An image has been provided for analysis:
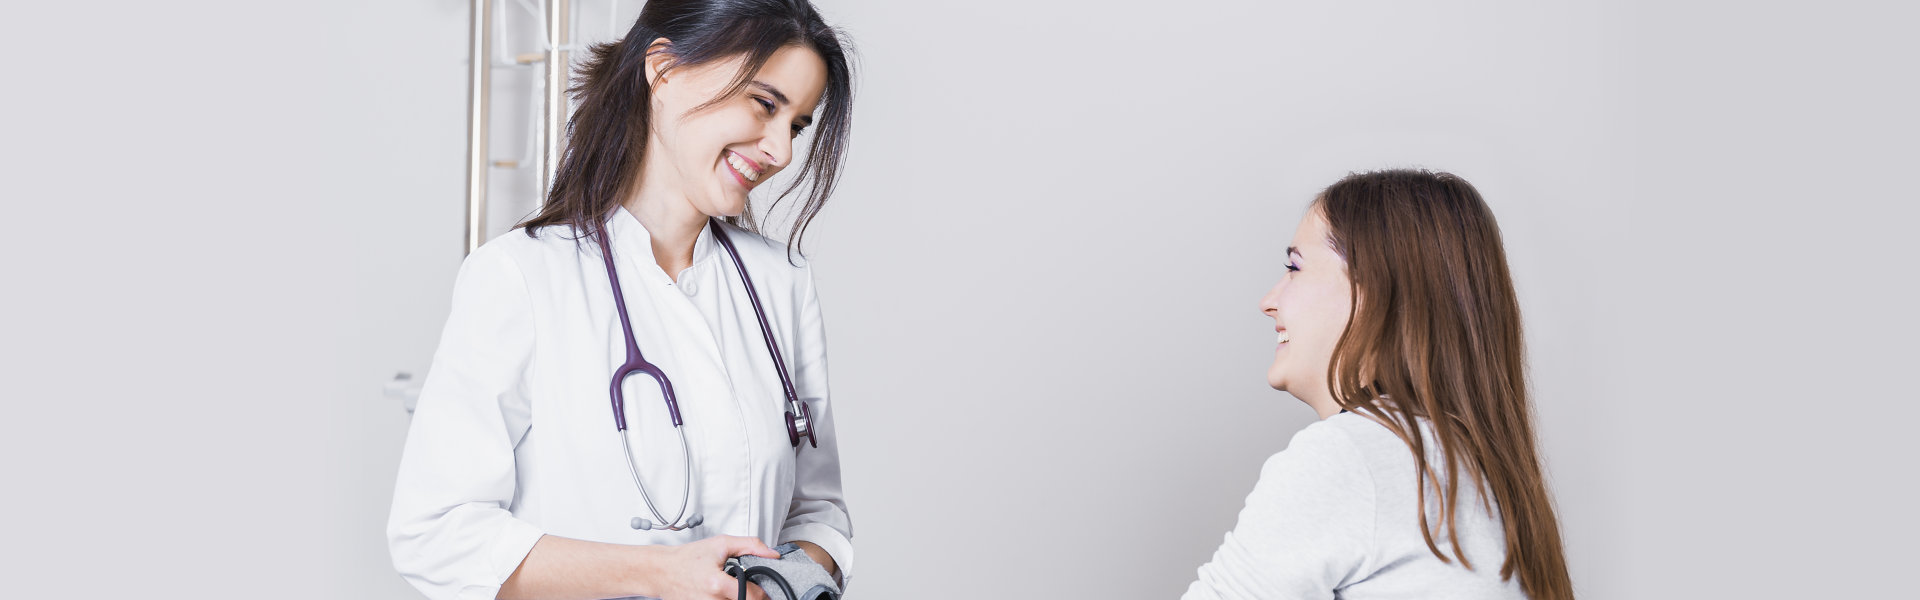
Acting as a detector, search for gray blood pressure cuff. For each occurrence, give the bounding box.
[724,543,840,600]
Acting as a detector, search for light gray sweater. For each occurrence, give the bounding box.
[1182,413,1527,599]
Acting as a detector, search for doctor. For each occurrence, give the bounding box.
[388,2,856,599]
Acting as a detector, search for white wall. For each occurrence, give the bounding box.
[3,0,1912,598]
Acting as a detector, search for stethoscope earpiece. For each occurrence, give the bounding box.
[630,514,704,531]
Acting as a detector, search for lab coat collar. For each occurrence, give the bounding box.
[605,205,718,273]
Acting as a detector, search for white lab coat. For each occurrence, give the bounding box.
[388,207,852,600]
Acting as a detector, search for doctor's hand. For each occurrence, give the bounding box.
[641,535,780,600]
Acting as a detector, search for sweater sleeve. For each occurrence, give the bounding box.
[387,243,546,600]
[1181,422,1377,600]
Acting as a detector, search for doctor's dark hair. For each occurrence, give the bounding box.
[1315,170,1573,600]
[518,0,854,255]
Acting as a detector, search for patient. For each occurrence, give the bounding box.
[1182,170,1573,599]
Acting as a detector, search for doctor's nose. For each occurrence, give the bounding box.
[758,129,792,171]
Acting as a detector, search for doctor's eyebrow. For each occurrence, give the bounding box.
[751,81,814,126]
[1286,246,1303,258]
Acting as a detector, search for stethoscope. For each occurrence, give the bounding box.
[596,217,816,531]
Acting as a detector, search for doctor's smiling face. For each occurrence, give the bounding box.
[1259,205,1354,418]
[642,42,827,219]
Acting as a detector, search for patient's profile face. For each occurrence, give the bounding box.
[1259,207,1353,414]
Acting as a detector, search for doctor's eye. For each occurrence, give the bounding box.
[1285,262,1300,273]
[753,97,776,114]
[790,124,806,138]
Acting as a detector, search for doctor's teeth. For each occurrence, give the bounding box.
[1278,332,1291,344]
[727,155,760,182]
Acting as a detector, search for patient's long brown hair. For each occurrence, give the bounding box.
[1317,170,1572,599]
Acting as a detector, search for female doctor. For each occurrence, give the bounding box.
[387,2,856,599]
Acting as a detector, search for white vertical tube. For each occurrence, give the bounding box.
[540,0,570,206]
[464,0,492,255]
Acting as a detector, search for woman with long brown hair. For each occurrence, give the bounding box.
[387,1,857,599]
[1182,170,1574,599]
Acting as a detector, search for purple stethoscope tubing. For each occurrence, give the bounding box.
[594,217,815,530]
[708,220,816,449]
[597,225,696,530]
[599,226,681,429]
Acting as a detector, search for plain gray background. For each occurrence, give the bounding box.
[3,0,1914,598]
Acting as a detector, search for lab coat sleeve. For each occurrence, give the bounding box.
[387,243,546,600]
[775,264,856,589]
[1180,424,1375,600]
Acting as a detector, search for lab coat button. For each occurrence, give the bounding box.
[680,280,697,295]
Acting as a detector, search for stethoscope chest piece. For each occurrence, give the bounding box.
[786,402,817,448]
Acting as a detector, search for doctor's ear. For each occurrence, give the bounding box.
[643,38,677,87]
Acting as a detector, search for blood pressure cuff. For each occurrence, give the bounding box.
[725,543,840,600]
